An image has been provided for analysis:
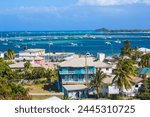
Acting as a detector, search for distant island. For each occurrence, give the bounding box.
[95,28,150,32]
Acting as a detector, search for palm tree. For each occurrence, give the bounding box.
[139,53,150,67]
[24,61,32,71]
[113,59,137,94]
[120,40,133,57]
[90,69,106,98]
[5,49,14,61]
[24,62,32,79]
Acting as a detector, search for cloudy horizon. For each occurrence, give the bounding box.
[0,0,150,31]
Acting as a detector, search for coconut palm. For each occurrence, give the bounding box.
[113,59,137,93]
[24,62,32,79]
[139,53,150,67]
[90,69,106,98]
[24,61,32,71]
[5,49,14,61]
[120,40,133,57]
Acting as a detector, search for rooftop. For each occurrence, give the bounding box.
[63,85,88,91]
[9,62,41,69]
[59,55,95,67]
[137,67,150,74]
[24,49,45,52]
[44,52,74,56]
[94,60,112,68]
[44,96,62,100]
[138,48,150,52]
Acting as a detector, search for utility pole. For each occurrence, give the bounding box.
[48,42,50,63]
[85,55,89,85]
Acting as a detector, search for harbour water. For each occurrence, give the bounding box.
[0,30,150,56]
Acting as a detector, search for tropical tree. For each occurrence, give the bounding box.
[131,46,140,61]
[113,59,137,93]
[120,40,133,57]
[138,78,150,100]
[24,62,32,79]
[0,77,31,100]
[139,53,150,67]
[90,69,106,98]
[5,49,14,61]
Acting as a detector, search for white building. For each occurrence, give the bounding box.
[138,47,150,54]
[97,53,105,62]
[15,49,45,64]
[102,75,143,97]
[94,60,113,75]
[43,52,75,62]
[0,52,4,58]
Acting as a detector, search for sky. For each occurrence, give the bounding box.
[0,0,150,31]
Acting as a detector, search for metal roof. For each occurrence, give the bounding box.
[137,67,150,74]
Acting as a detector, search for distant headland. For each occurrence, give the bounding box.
[95,28,150,32]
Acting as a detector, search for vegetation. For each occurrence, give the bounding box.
[138,78,150,100]
[95,28,150,32]
[23,62,58,84]
[0,58,30,100]
[90,69,106,98]
[139,53,150,67]
[120,40,133,57]
[113,59,137,92]
[5,49,14,61]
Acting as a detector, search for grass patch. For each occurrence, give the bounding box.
[32,95,64,100]
[24,84,50,93]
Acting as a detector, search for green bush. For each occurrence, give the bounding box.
[35,78,47,84]
[139,93,150,100]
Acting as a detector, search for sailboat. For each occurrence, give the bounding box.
[105,41,111,45]
[114,40,121,44]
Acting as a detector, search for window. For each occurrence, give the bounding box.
[135,84,138,88]
[106,68,109,71]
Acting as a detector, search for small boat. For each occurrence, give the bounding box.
[71,43,78,46]
[48,42,53,45]
[27,38,32,40]
[114,40,121,44]
[64,36,68,39]
[105,42,111,45]
[107,36,112,39]
[19,39,23,41]
[15,45,21,48]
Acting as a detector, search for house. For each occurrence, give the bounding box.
[102,75,143,97]
[63,85,88,99]
[94,60,113,75]
[44,96,62,100]
[43,52,75,62]
[15,49,45,64]
[9,62,42,71]
[138,47,150,54]
[0,52,4,58]
[137,67,150,78]
[57,55,95,93]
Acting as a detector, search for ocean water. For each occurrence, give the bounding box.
[0,31,150,56]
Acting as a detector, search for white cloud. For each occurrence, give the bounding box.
[0,6,65,15]
[78,0,150,6]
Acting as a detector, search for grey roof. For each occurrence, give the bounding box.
[59,55,113,68]
[94,60,112,68]
[25,49,45,52]
[63,85,88,91]
[44,96,62,100]
[9,62,41,69]
[59,55,94,67]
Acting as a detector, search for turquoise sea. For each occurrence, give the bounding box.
[0,31,150,56]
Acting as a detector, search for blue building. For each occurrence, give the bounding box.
[57,55,95,99]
